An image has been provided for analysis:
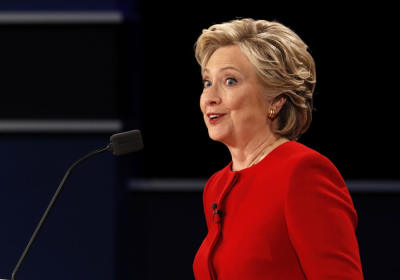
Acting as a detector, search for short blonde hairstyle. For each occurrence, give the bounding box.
[195,18,316,140]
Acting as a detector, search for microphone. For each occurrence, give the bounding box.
[1,130,143,280]
[109,129,144,155]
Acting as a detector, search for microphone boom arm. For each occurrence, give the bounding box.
[11,145,111,280]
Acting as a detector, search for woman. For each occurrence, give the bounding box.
[193,18,364,280]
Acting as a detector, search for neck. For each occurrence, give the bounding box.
[228,134,288,171]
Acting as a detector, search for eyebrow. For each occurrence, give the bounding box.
[202,66,241,74]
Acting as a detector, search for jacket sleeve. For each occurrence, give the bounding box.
[284,153,364,280]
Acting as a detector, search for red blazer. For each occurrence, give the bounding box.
[193,141,363,279]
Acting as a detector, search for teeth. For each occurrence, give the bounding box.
[210,115,219,119]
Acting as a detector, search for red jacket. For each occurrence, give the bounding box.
[193,141,363,279]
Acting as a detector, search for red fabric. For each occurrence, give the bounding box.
[193,141,364,280]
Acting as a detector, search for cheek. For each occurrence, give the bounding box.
[225,93,244,110]
[226,89,258,112]
[228,93,266,121]
[199,94,205,113]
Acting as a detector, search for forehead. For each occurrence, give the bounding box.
[203,45,254,74]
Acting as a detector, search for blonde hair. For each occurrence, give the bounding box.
[195,18,316,140]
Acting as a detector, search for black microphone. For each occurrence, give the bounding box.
[109,129,144,155]
[1,130,143,280]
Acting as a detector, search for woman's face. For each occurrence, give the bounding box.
[200,45,272,146]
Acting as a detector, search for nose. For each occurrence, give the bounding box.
[200,84,221,107]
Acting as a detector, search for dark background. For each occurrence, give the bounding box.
[140,2,399,180]
[0,1,399,279]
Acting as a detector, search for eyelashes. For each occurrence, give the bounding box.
[203,79,212,88]
[225,77,237,86]
[202,77,238,89]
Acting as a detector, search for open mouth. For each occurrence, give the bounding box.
[208,113,226,123]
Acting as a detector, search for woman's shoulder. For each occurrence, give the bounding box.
[281,141,345,186]
[204,141,341,190]
[265,141,343,183]
[278,141,335,168]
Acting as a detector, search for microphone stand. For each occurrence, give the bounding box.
[1,129,143,280]
[10,145,111,280]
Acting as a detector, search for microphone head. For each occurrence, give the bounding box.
[109,130,144,156]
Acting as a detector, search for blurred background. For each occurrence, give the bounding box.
[0,0,398,279]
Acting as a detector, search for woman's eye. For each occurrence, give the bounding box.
[203,80,212,88]
[225,78,237,86]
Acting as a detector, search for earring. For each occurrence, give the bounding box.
[267,108,276,120]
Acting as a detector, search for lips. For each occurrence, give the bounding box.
[207,113,226,124]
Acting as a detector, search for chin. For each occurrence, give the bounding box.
[208,130,229,143]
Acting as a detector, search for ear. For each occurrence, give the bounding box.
[271,94,287,113]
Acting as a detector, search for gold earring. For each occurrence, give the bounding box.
[267,108,276,120]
